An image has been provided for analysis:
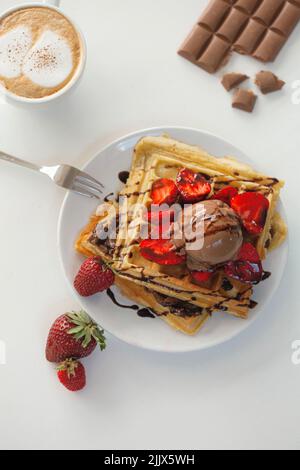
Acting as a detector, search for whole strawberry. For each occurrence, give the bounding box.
[46,310,106,363]
[57,359,86,392]
[74,256,115,297]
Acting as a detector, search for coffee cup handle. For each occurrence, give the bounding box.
[44,0,61,6]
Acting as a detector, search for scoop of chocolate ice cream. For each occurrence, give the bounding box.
[174,200,243,271]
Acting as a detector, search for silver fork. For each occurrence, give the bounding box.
[0,151,105,199]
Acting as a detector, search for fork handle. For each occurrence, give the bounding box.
[0,152,42,172]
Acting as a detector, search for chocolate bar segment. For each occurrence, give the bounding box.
[255,70,285,94]
[234,19,267,55]
[253,0,285,26]
[199,0,231,31]
[178,0,300,73]
[198,36,231,73]
[232,89,258,112]
[234,0,261,15]
[253,30,287,62]
[179,25,212,62]
[271,2,300,36]
[217,8,248,42]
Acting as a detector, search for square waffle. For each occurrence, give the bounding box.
[75,136,287,335]
[75,210,210,335]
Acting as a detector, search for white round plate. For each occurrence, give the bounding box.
[58,127,288,353]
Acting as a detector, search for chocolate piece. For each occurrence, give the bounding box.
[179,25,212,63]
[253,0,285,26]
[255,70,285,94]
[235,0,261,16]
[271,2,300,36]
[232,89,257,112]
[198,36,231,73]
[234,19,266,55]
[199,0,231,31]
[217,8,248,42]
[253,30,287,62]
[221,72,249,91]
[178,0,300,73]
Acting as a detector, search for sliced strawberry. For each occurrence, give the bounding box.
[145,207,175,225]
[238,242,261,264]
[191,271,214,285]
[213,186,238,205]
[176,168,211,203]
[149,220,174,239]
[142,207,175,239]
[140,239,186,265]
[224,242,263,284]
[150,178,179,205]
[225,261,263,284]
[231,192,269,235]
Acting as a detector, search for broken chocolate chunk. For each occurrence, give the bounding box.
[255,70,285,95]
[221,72,249,91]
[232,89,257,113]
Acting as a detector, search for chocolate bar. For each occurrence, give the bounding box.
[178,0,300,73]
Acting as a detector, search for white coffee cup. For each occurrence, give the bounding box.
[0,0,87,105]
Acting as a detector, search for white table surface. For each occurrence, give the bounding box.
[0,0,299,451]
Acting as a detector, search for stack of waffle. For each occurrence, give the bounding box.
[75,136,287,335]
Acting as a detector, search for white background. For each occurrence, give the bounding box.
[0,0,299,450]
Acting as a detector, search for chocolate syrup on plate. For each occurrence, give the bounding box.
[249,300,258,309]
[104,170,130,202]
[118,171,130,184]
[107,288,139,311]
[262,271,271,281]
[104,193,115,202]
[106,289,155,319]
[137,309,156,319]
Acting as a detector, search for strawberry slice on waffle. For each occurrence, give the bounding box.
[231,192,269,235]
[150,178,179,205]
[225,243,263,284]
[176,168,211,204]
[140,239,186,266]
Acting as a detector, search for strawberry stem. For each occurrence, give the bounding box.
[67,311,106,351]
[57,359,78,379]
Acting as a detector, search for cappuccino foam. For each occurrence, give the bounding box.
[0,26,32,78]
[23,30,73,88]
[0,7,82,99]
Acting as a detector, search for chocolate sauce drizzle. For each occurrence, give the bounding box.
[137,309,156,319]
[249,300,258,309]
[107,288,138,310]
[104,193,115,202]
[262,271,271,281]
[222,279,234,292]
[106,289,155,319]
[118,171,130,184]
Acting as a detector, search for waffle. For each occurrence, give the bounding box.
[75,212,210,335]
[75,135,287,335]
